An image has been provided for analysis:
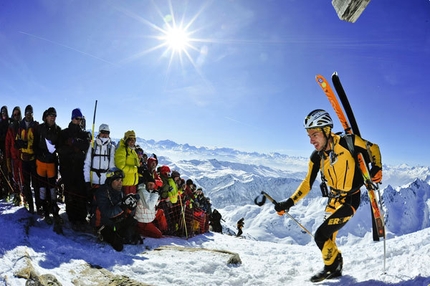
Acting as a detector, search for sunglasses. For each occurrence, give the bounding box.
[74,117,83,121]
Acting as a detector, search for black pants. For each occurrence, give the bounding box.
[101,215,140,252]
[314,191,361,266]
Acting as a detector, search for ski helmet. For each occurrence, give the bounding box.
[303,109,333,129]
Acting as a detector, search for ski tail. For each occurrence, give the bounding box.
[315,74,385,240]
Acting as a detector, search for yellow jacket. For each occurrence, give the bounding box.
[290,133,381,209]
[114,139,140,186]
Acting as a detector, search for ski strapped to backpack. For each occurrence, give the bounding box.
[315,74,385,240]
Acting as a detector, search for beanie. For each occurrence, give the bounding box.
[171,170,181,178]
[124,130,136,141]
[99,123,110,132]
[25,105,33,115]
[46,107,57,117]
[71,108,83,120]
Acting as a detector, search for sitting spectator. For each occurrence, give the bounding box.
[92,167,142,251]
[135,178,168,238]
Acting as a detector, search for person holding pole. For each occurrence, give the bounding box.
[273,109,382,282]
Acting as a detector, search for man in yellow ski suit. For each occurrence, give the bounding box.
[274,109,382,282]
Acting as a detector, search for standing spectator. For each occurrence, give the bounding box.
[135,178,168,238]
[209,209,223,233]
[114,130,139,195]
[57,108,91,231]
[5,106,22,205]
[84,123,115,192]
[16,105,40,214]
[0,106,11,199]
[236,218,244,237]
[142,156,162,189]
[135,146,146,185]
[34,107,61,225]
[92,167,142,251]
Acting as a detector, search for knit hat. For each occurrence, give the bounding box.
[171,170,181,179]
[46,107,57,117]
[71,108,83,120]
[99,123,110,132]
[25,105,33,115]
[124,130,136,141]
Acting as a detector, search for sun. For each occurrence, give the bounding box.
[163,25,191,53]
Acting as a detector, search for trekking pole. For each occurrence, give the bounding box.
[178,194,188,239]
[89,100,98,186]
[255,191,314,238]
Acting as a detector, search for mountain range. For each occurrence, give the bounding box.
[132,137,430,244]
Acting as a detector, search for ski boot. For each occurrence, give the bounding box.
[310,253,343,282]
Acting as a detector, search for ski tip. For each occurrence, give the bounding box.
[332,71,339,77]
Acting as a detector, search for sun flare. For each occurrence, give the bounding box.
[163,26,191,53]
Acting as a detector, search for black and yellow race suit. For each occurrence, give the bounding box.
[289,132,381,267]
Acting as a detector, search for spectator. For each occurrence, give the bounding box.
[5,106,22,205]
[16,105,40,213]
[57,108,91,231]
[114,130,139,195]
[142,156,162,189]
[135,145,146,185]
[135,178,168,238]
[92,167,142,251]
[0,106,11,199]
[209,209,223,233]
[84,123,116,213]
[34,107,61,225]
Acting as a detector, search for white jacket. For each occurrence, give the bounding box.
[84,137,116,185]
[135,184,160,223]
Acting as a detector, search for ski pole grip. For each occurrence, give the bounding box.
[261,191,276,204]
[276,210,285,216]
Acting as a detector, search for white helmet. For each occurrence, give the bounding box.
[304,109,333,129]
[99,123,110,132]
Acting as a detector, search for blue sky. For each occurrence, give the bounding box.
[1,0,429,166]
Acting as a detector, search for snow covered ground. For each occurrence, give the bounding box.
[0,200,429,286]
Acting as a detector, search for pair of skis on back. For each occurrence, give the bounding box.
[315,72,385,242]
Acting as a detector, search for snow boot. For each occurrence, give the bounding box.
[310,253,343,282]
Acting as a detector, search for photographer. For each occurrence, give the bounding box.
[92,167,142,251]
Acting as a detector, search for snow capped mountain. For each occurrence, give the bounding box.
[132,138,430,241]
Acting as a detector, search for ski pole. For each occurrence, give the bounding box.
[255,191,314,238]
[89,100,98,186]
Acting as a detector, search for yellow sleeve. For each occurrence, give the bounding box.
[290,152,320,204]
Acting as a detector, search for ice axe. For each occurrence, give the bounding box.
[254,191,314,238]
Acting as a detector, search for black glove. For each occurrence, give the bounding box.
[121,194,139,210]
[369,164,382,183]
[15,139,28,149]
[274,198,294,213]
